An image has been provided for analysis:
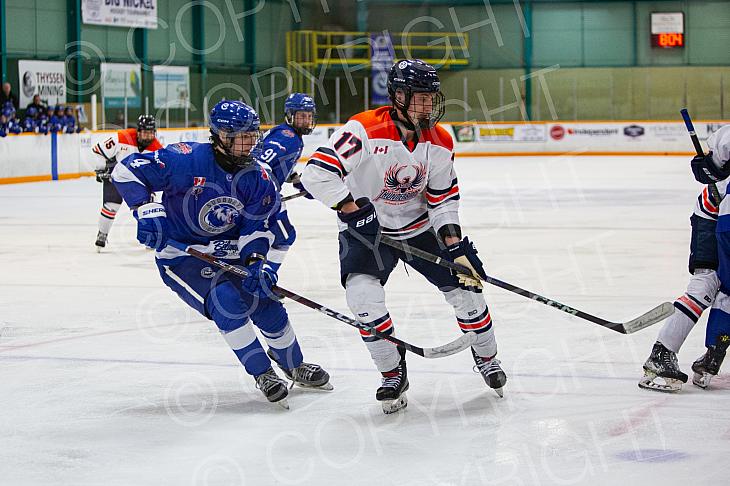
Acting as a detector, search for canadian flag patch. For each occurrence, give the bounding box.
[374,146,389,155]
[193,177,206,186]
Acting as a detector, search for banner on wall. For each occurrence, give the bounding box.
[82,0,158,29]
[477,124,546,142]
[101,63,142,109]
[17,60,66,107]
[370,33,395,106]
[153,66,190,109]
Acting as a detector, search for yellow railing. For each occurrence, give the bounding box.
[286,30,469,93]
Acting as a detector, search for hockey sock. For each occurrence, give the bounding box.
[98,202,121,234]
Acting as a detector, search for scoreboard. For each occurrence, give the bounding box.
[651,12,684,48]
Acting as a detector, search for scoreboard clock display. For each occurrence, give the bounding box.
[651,12,685,48]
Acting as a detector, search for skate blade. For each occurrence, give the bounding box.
[493,387,504,398]
[95,246,103,253]
[295,381,334,391]
[638,376,682,393]
[275,398,290,410]
[693,372,712,389]
[381,394,408,414]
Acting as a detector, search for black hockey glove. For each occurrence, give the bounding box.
[338,197,379,242]
[691,152,730,184]
[94,168,111,183]
[288,172,313,200]
[445,237,487,289]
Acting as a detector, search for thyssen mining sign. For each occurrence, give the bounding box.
[18,60,66,107]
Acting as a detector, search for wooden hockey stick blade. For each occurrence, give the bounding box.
[422,331,478,358]
[618,302,674,334]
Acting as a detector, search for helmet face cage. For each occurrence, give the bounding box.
[285,109,318,135]
[284,93,317,135]
[209,101,262,171]
[388,59,445,130]
[136,115,157,149]
[393,88,445,130]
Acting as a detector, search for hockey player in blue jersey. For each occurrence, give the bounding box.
[111,100,331,408]
[255,93,317,272]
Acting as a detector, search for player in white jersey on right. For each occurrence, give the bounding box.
[301,59,506,414]
[640,125,730,392]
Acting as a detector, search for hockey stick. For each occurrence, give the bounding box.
[680,108,721,205]
[166,239,477,358]
[379,236,673,334]
[282,191,307,202]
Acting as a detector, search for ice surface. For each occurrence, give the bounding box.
[1,156,728,486]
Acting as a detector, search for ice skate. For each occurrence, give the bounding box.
[472,348,507,397]
[376,353,409,414]
[267,349,333,391]
[255,367,290,409]
[639,341,688,392]
[692,335,730,389]
[95,231,108,252]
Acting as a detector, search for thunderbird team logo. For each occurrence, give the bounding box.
[374,163,427,205]
[199,197,244,234]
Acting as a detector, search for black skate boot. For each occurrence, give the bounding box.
[95,231,107,252]
[692,335,730,389]
[639,341,688,393]
[376,347,409,414]
[266,349,333,391]
[255,367,290,409]
[472,348,507,397]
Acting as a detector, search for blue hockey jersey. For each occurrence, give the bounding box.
[111,141,280,262]
[255,123,304,188]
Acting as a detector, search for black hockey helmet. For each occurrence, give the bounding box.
[136,114,157,150]
[137,114,156,131]
[387,59,445,130]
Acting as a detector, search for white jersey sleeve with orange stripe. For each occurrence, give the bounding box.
[300,120,370,208]
[425,146,460,234]
[91,132,140,170]
[695,126,730,220]
[694,180,729,221]
[91,133,122,170]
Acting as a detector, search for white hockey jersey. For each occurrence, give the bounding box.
[301,107,460,240]
[91,128,162,170]
[694,125,730,221]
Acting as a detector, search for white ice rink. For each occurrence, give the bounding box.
[2,156,728,485]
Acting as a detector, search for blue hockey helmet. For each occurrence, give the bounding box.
[284,92,317,135]
[387,59,445,130]
[209,100,261,171]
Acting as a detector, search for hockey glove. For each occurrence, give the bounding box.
[133,202,169,251]
[94,168,111,183]
[241,256,279,299]
[338,197,379,242]
[446,237,487,289]
[288,172,314,200]
[691,152,730,184]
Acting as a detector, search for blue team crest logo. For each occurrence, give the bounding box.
[199,197,244,234]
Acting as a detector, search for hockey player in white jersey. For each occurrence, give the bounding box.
[92,115,162,251]
[640,125,730,392]
[301,59,506,413]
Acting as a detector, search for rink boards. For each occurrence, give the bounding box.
[0,120,726,184]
